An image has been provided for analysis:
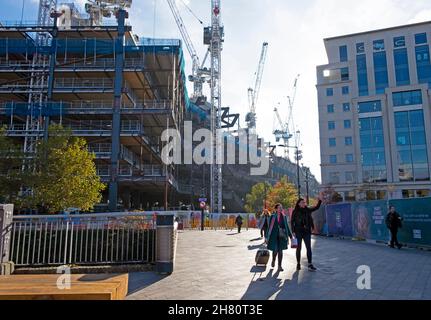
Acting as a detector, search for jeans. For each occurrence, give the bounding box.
[296,232,312,264]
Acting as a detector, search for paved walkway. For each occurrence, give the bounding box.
[126,229,431,300]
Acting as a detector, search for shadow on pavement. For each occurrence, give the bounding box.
[127,272,167,296]
[241,268,284,300]
[247,243,266,251]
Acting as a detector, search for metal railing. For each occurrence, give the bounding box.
[8,213,156,267]
[174,212,258,231]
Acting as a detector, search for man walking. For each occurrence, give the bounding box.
[235,214,243,233]
[386,206,403,249]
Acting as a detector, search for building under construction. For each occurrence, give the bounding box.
[0,1,319,213]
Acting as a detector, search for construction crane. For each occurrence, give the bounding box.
[273,75,300,157]
[245,42,268,130]
[208,0,223,214]
[166,0,210,101]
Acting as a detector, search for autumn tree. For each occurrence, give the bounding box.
[267,176,298,210]
[244,182,272,214]
[22,125,106,212]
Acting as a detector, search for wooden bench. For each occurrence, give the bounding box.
[0,274,128,300]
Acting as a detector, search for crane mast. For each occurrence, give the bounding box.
[209,0,223,213]
[246,42,268,130]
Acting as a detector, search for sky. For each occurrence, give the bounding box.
[2,0,431,182]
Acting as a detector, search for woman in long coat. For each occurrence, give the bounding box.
[265,203,293,271]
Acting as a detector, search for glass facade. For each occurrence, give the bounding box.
[327,104,335,113]
[343,103,351,112]
[330,155,337,164]
[342,86,349,95]
[359,117,387,183]
[395,110,429,181]
[346,154,354,163]
[345,137,353,146]
[344,120,351,129]
[339,45,348,62]
[326,88,334,96]
[329,138,336,147]
[373,51,389,94]
[393,36,406,48]
[394,48,410,86]
[393,90,422,106]
[356,54,369,96]
[415,45,431,86]
[328,121,335,130]
[415,33,427,45]
[358,100,381,113]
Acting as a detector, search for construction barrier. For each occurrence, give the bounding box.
[312,197,431,247]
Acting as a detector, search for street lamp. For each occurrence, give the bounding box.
[277,144,302,198]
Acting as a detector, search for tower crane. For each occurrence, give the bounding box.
[245,42,269,130]
[166,0,210,101]
[273,74,300,158]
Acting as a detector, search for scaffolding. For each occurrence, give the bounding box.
[0,8,188,211]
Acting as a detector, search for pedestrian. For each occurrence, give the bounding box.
[266,203,293,272]
[259,209,270,239]
[291,192,323,272]
[386,206,403,249]
[235,214,243,233]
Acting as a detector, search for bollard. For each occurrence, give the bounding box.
[156,214,175,274]
[0,204,14,275]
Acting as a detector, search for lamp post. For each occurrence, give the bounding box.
[278,144,302,198]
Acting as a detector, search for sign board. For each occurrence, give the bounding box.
[199,198,207,202]
[200,201,206,209]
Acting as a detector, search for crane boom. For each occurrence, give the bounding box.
[166,0,204,98]
[250,42,268,114]
[246,42,268,129]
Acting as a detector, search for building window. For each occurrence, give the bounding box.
[345,172,356,184]
[345,137,353,146]
[373,51,389,94]
[341,67,349,81]
[356,43,365,54]
[346,154,354,163]
[373,39,385,51]
[327,104,335,113]
[415,45,431,86]
[344,120,351,129]
[343,103,351,112]
[342,86,349,95]
[356,54,369,96]
[358,100,381,113]
[395,110,429,182]
[392,90,422,107]
[330,155,337,164]
[329,172,340,184]
[359,117,387,183]
[394,48,410,86]
[416,190,430,198]
[339,45,348,62]
[393,36,406,48]
[402,190,416,199]
[415,33,428,45]
[326,88,334,96]
[329,138,336,147]
[328,121,335,130]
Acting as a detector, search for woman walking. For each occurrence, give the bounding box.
[291,192,323,272]
[259,209,270,239]
[266,204,292,272]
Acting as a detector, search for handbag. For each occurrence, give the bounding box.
[278,227,288,240]
[290,238,298,249]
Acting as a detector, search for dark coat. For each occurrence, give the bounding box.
[291,200,322,235]
[266,213,292,252]
[235,215,243,226]
[386,211,402,229]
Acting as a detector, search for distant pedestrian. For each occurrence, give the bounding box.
[386,206,403,249]
[291,192,323,272]
[266,204,293,272]
[259,210,270,239]
[235,214,243,233]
